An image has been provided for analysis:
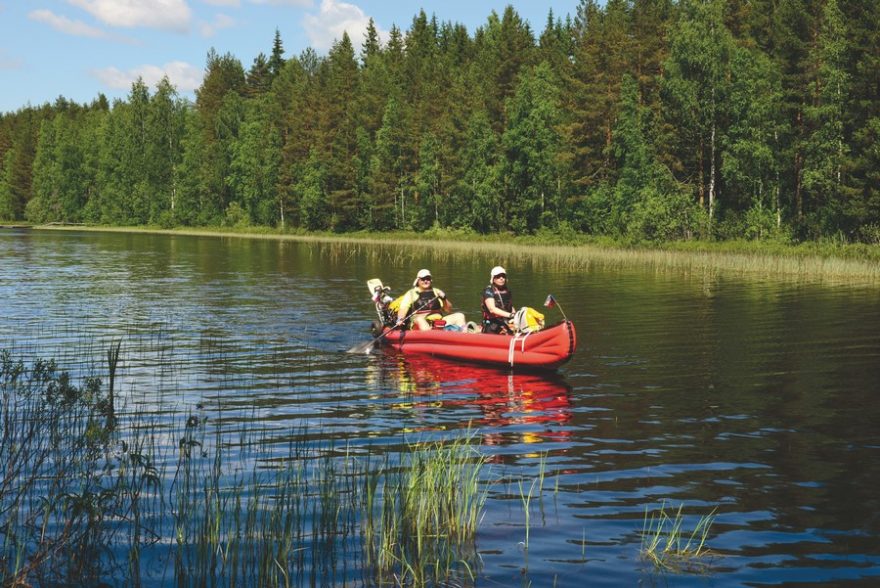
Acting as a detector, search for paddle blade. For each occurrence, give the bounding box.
[347,340,376,354]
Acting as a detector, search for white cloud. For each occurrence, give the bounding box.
[303,0,383,52]
[30,9,105,37]
[29,9,140,43]
[203,0,240,6]
[251,0,312,6]
[92,61,203,92]
[67,0,192,32]
[199,13,235,37]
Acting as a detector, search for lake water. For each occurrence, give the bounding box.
[2,228,880,586]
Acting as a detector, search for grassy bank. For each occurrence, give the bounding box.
[33,223,880,284]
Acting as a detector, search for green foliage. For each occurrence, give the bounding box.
[502,61,566,233]
[0,151,13,220]
[0,349,157,586]
[297,150,328,230]
[0,2,877,243]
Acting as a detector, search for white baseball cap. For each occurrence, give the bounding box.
[413,268,432,286]
[490,266,507,279]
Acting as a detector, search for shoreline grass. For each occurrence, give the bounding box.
[32,223,880,283]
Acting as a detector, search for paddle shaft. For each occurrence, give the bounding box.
[352,295,440,352]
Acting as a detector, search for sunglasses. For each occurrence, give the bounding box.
[493,274,506,279]
[419,276,433,282]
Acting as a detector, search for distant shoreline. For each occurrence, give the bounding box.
[31,224,880,284]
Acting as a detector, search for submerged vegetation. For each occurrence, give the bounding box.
[0,348,491,586]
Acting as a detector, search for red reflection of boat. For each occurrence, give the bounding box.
[370,354,573,445]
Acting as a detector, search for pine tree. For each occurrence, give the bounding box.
[371,96,410,229]
[473,7,536,134]
[415,132,442,228]
[358,19,389,136]
[662,0,736,230]
[268,29,285,79]
[848,0,880,238]
[0,151,13,220]
[194,50,246,223]
[246,53,272,97]
[228,95,282,225]
[3,109,38,220]
[801,0,854,237]
[722,46,786,236]
[455,108,502,232]
[611,75,695,241]
[298,149,327,230]
[320,33,361,229]
[502,61,566,233]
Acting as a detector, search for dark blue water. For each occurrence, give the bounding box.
[2,228,880,586]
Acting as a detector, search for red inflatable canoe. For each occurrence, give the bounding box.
[376,320,577,370]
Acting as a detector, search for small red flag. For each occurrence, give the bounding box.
[543,294,556,308]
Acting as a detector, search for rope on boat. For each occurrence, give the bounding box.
[507,330,534,367]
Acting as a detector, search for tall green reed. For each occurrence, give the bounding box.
[2,347,492,587]
[641,501,716,573]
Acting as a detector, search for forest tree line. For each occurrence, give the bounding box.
[1,0,879,243]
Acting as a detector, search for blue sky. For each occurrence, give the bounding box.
[0,1,581,114]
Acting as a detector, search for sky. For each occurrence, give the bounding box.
[0,0,581,114]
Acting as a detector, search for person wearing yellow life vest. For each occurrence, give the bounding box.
[481,266,515,334]
[397,269,467,330]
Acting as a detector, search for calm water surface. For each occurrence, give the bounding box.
[2,229,880,586]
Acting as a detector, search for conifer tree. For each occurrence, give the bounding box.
[268,29,285,79]
[371,96,409,229]
[246,53,272,97]
[662,0,736,230]
[722,46,786,236]
[456,108,502,232]
[0,151,13,220]
[298,149,328,230]
[2,109,38,220]
[321,33,360,229]
[228,95,282,226]
[502,61,566,233]
[801,0,853,237]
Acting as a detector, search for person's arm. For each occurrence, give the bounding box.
[484,296,513,319]
[431,288,451,313]
[397,290,414,322]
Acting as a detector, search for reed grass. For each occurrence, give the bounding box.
[0,348,163,586]
[38,224,880,283]
[363,431,489,586]
[640,501,716,573]
[1,347,492,587]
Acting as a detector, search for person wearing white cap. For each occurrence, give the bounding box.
[481,266,515,334]
[396,269,466,331]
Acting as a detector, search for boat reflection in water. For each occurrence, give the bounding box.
[366,351,572,447]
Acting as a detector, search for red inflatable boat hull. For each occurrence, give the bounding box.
[378,320,576,370]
